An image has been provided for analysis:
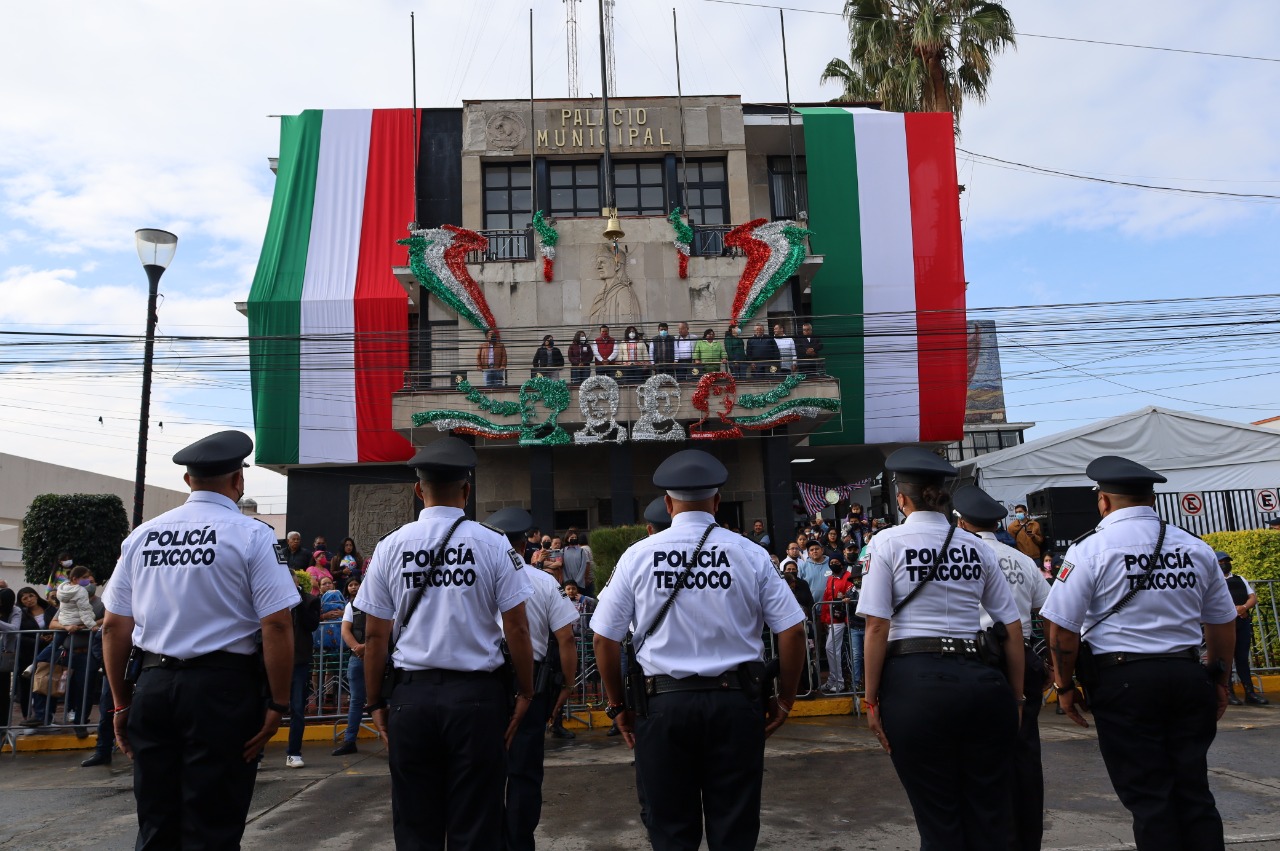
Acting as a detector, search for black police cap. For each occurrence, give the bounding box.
[485,507,534,535]
[885,446,957,484]
[172,430,253,477]
[1263,516,1280,529]
[951,485,1008,526]
[652,449,728,501]
[643,496,672,528]
[1085,455,1167,496]
[407,437,477,483]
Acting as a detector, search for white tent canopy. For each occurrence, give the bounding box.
[956,406,1280,510]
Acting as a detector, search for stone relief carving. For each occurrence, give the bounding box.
[588,244,641,328]
[689,277,717,322]
[349,483,417,555]
[486,112,527,150]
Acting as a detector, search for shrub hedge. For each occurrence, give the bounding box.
[588,524,648,590]
[21,493,130,586]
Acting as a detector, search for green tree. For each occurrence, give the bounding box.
[21,493,131,586]
[822,0,1016,132]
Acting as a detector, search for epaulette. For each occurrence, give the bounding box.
[254,517,274,528]
[1070,527,1099,546]
[478,521,505,536]
[378,530,395,543]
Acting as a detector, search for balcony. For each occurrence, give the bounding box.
[691,224,742,258]
[466,228,533,263]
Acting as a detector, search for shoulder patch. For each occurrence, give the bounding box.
[1071,527,1098,545]
[508,549,525,571]
[273,543,288,565]
[1056,561,1074,582]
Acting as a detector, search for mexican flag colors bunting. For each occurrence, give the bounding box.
[799,107,967,446]
[247,109,417,466]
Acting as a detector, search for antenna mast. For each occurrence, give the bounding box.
[564,0,581,98]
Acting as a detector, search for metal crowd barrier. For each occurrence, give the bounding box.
[2,628,107,754]
[1245,578,1279,676]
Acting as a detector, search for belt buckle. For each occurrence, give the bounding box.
[938,637,957,655]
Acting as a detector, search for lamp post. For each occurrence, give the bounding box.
[133,228,178,529]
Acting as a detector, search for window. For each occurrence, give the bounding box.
[613,160,666,216]
[549,161,602,218]
[768,156,808,220]
[678,159,729,225]
[483,164,532,230]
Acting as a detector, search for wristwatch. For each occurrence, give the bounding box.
[605,703,625,719]
[1054,682,1076,696]
[266,699,290,714]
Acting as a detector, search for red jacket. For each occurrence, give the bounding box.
[820,571,858,625]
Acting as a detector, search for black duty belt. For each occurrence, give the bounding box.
[141,650,258,672]
[1095,648,1199,669]
[395,668,499,685]
[646,672,741,695]
[886,636,981,659]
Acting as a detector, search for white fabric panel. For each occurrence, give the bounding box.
[299,110,372,464]
[851,110,920,444]
[958,407,1280,508]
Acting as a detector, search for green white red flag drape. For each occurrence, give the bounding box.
[247,109,416,466]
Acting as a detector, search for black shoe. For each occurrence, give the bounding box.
[550,726,576,739]
[1228,693,1243,706]
[1245,693,1270,706]
[331,741,358,756]
[74,726,90,740]
[605,726,621,737]
[1055,705,1065,715]
[81,752,111,768]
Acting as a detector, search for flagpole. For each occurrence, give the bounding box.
[529,8,537,220]
[597,0,614,214]
[780,9,801,221]
[411,11,420,225]
[673,8,689,210]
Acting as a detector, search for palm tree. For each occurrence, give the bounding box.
[821,0,1016,132]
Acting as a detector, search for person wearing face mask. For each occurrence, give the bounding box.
[47,552,74,597]
[619,325,649,385]
[101,430,300,848]
[1216,552,1269,706]
[531,334,564,382]
[819,557,858,693]
[26,566,104,731]
[650,322,676,377]
[1006,504,1045,562]
[567,331,593,384]
[476,329,508,387]
[561,531,594,599]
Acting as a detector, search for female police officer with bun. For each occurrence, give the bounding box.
[856,447,1026,849]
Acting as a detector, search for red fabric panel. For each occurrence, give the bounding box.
[905,113,968,442]
[353,109,416,462]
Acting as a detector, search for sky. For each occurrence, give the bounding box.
[1,1,1278,512]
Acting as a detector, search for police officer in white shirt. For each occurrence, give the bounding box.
[1041,456,1238,851]
[592,449,806,851]
[355,438,536,850]
[954,484,1051,851]
[857,448,1025,850]
[101,431,299,850]
[486,507,580,851]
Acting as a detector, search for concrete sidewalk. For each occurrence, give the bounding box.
[1,703,1278,849]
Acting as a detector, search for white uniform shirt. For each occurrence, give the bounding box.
[497,565,577,662]
[856,511,1020,641]
[102,491,299,659]
[590,510,805,678]
[674,335,695,362]
[356,506,533,672]
[976,531,1050,639]
[1040,506,1237,653]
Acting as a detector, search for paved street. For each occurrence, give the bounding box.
[2,704,1278,850]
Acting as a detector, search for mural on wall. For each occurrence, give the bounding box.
[411,371,839,447]
[724,218,811,329]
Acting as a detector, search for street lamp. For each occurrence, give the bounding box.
[132,228,178,529]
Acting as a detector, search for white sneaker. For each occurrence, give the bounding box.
[285,755,305,769]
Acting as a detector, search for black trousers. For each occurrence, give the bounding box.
[505,688,551,851]
[128,665,262,850]
[1233,619,1258,695]
[1091,658,1223,851]
[1010,646,1045,851]
[389,673,508,851]
[635,689,765,851]
[880,653,1017,851]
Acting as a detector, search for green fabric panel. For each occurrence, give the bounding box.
[247,110,323,465]
[798,108,864,445]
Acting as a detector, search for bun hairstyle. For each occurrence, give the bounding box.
[898,481,952,513]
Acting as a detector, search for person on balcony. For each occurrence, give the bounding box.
[592,325,618,376]
[568,331,593,384]
[531,335,564,381]
[725,325,747,380]
[618,326,649,385]
[745,323,780,378]
[693,328,727,376]
[651,322,676,377]
[794,323,824,376]
[476,330,507,387]
[773,323,797,373]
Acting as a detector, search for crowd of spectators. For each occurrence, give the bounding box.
[474,319,825,386]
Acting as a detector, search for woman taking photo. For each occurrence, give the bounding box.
[856,447,1025,848]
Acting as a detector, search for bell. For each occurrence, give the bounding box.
[603,210,625,241]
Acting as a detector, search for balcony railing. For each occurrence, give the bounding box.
[691,224,742,258]
[467,228,533,263]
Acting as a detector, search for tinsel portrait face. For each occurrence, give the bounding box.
[639,373,680,420]
[579,376,620,424]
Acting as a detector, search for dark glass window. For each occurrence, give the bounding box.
[678,159,729,225]
[768,156,809,220]
[614,160,666,216]
[482,164,532,230]
[549,161,601,218]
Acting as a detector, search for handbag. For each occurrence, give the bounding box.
[31,660,68,697]
[0,649,14,673]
